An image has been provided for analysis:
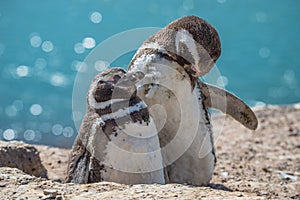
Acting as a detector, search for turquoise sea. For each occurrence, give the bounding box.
[0,0,299,147]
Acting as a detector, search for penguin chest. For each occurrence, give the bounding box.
[134,57,200,142]
[166,83,215,185]
[136,70,203,162]
[136,72,215,185]
[91,117,165,184]
[102,118,162,171]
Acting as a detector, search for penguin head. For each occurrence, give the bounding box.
[88,68,150,129]
[137,16,220,79]
[166,16,221,77]
[91,68,139,105]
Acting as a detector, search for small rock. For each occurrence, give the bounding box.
[0,141,47,178]
[291,194,300,199]
[43,189,58,198]
[278,171,297,181]
[221,172,229,178]
[41,195,53,200]
[262,167,272,173]
[17,185,29,192]
[289,130,299,137]
[0,183,6,187]
[19,180,30,185]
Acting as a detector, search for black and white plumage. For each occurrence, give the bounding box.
[66,16,258,186]
[127,16,258,185]
[66,68,165,184]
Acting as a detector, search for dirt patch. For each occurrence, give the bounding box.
[210,104,300,199]
[0,104,299,199]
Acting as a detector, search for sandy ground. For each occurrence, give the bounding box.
[210,104,300,199]
[0,104,299,199]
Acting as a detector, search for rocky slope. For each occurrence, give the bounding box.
[0,104,299,199]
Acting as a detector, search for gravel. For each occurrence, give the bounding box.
[0,104,299,199]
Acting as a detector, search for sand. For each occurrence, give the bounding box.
[0,104,299,199]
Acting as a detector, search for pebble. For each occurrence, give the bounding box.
[0,183,6,187]
[43,189,58,198]
[278,171,297,181]
[289,130,299,137]
[221,172,229,178]
[41,195,54,200]
[16,185,28,192]
[19,180,30,185]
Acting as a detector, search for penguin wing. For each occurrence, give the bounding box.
[65,136,90,183]
[66,113,106,184]
[199,80,258,130]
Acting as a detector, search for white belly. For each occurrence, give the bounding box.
[132,57,215,185]
[91,117,165,184]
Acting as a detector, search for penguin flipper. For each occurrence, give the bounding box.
[66,113,106,184]
[200,81,258,130]
[65,136,90,183]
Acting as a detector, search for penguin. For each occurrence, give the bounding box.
[126,16,258,185]
[66,68,165,184]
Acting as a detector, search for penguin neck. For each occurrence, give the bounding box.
[157,51,198,90]
[96,96,150,140]
[94,97,149,124]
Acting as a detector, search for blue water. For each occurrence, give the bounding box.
[0,0,299,148]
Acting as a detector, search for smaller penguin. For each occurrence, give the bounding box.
[66,68,165,184]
